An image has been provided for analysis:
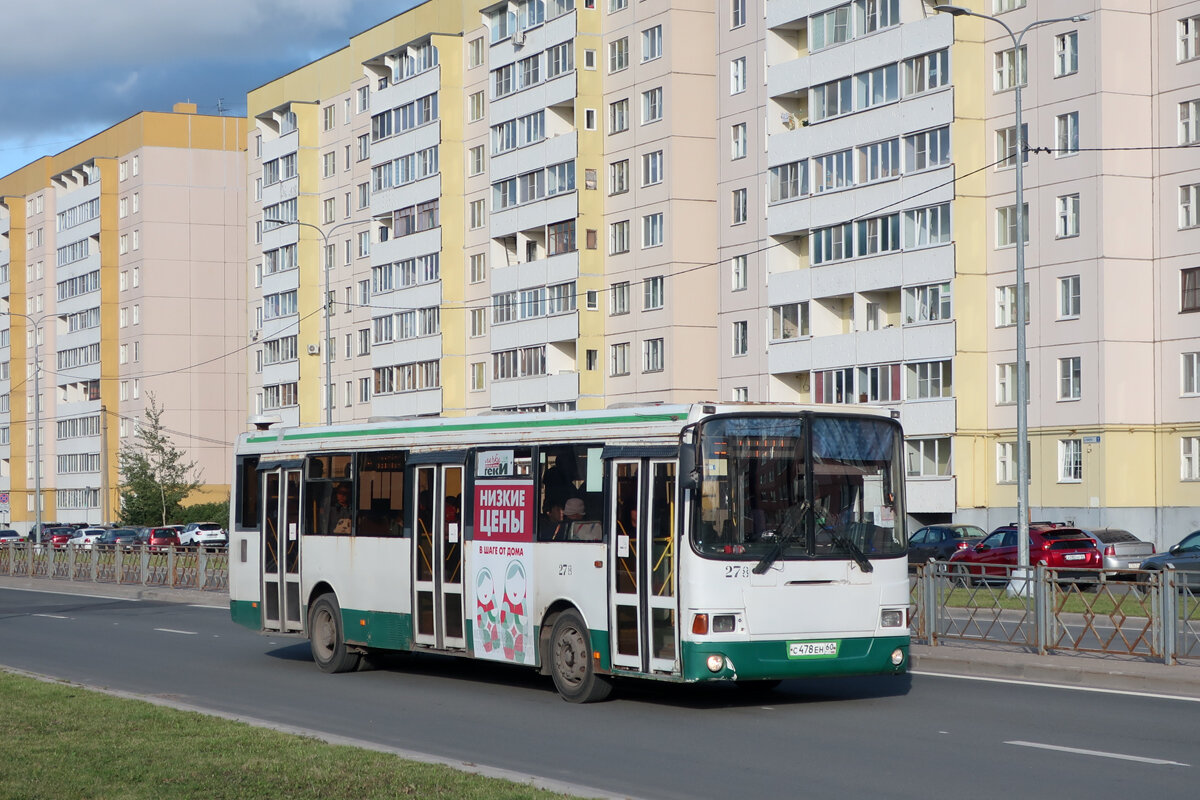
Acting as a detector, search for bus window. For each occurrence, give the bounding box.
[235,455,259,529]
[305,454,355,536]
[537,444,603,541]
[356,451,405,537]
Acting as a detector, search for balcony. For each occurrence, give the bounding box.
[906,476,957,515]
[372,387,443,418]
[490,370,578,409]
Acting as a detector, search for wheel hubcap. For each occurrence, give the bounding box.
[555,625,586,687]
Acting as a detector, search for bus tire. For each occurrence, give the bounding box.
[549,610,612,703]
[309,594,360,674]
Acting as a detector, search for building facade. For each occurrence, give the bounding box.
[240,0,1199,544]
[0,104,247,529]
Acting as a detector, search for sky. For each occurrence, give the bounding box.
[0,0,418,180]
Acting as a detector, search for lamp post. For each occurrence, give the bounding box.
[263,218,360,427]
[933,5,1089,568]
[2,311,43,541]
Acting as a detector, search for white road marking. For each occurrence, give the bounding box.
[188,604,227,610]
[33,613,69,619]
[1006,740,1190,767]
[5,586,141,602]
[912,670,1200,703]
[154,628,198,636]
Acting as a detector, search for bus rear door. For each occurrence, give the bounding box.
[412,461,466,651]
[261,465,303,633]
[609,457,678,675]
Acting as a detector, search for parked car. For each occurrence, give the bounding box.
[948,523,1102,584]
[0,529,23,542]
[94,528,140,548]
[145,527,181,551]
[908,524,987,566]
[47,527,78,548]
[180,522,227,548]
[1080,528,1156,576]
[1138,530,1200,587]
[68,527,109,549]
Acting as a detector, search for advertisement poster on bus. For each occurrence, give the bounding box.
[471,466,535,666]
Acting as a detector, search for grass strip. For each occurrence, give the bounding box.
[0,671,571,800]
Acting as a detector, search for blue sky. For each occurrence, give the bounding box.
[0,0,417,180]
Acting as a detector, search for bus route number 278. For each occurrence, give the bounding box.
[725,565,750,578]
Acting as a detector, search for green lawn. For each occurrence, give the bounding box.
[0,672,573,800]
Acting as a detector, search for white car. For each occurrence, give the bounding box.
[68,527,109,549]
[180,522,227,548]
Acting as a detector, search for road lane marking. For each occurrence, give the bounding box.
[912,670,1200,703]
[33,614,70,619]
[1006,740,1190,767]
[188,604,227,610]
[154,628,198,635]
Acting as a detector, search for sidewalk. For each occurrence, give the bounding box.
[5,575,1199,699]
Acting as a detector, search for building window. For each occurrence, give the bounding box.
[1182,99,1200,145]
[995,124,1029,169]
[996,203,1029,247]
[470,308,487,338]
[810,77,852,122]
[643,338,664,372]
[905,282,951,324]
[730,57,746,95]
[731,255,747,291]
[471,361,486,392]
[643,276,664,310]
[731,123,747,160]
[1181,183,1200,229]
[548,219,576,255]
[642,87,663,123]
[1184,267,1200,312]
[609,98,629,133]
[609,160,629,195]
[469,145,485,176]
[1055,112,1079,156]
[1058,275,1081,319]
[859,139,899,184]
[1058,439,1083,483]
[996,441,1016,484]
[1056,194,1080,238]
[996,362,1029,406]
[1181,352,1200,395]
[610,342,630,376]
[995,283,1029,327]
[904,49,949,95]
[732,321,748,356]
[907,360,952,399]
[770,302,809,340]
[642,25,662,62]
[731,188,748,224]
[610,282,629,315]
[1058,356,1082,400]
[470,253,486,283]
[609,220,630,255]
[468,36,484,68]
[906,438,951,477]
[609,37,628,73]
[994,45,1027,92]
[641,151,663,186]
[1183,437,1200,480]
[1054,31,1079,76]
[903,203,951,248]
[469,91,485,122]
[642,213,664,248]
[731,0,746,28]
[1180,15,1200,62]
[323,151,336,177]
[469,199,486,230]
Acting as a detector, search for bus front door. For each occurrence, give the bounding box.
[412,464,466,651]
[261,467,303,633]
[609,458,679,674]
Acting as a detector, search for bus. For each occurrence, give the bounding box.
[228,403,910,702]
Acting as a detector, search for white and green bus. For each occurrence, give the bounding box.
[229,403,910,702]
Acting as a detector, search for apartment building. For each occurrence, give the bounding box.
[244,0,1198,542]
[0,105,247,530]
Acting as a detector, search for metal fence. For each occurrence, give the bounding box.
[0,542,229,592]
[911,562,1199,665]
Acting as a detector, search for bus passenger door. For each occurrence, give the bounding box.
[262,467,303,633]
[609,458,679,674]
[412,464,466,651]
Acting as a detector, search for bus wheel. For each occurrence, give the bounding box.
[549,610,612,703]
[309,594,360,673]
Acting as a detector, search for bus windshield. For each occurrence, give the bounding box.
[691,414,905,561]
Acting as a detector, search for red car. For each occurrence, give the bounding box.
[145,527,181,552]
[47,527,77,548]
[948,523,1101,583]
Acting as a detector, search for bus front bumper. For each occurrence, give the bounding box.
[681,635,908,682]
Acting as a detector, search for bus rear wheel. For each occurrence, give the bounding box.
[309,594,360,673]
[549,610,612,703]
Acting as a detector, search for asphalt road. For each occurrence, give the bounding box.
[1,586,1195,799]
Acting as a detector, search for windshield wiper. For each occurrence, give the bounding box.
[753,500,810,575]
[830,532,873,573]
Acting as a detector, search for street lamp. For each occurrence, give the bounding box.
[1,310,43,542]
[933,6,1089,569]
[263,218,361,427]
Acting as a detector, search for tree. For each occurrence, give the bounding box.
[118,395,203,526]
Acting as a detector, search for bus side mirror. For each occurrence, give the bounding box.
[678,424,699,492]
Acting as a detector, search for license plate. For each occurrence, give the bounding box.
[1064,553,1086,561]
[1129,562,1140,569]
[788,640,840,659]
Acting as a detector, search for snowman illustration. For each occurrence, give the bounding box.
[474,567,500,654]
[500,559,529,662]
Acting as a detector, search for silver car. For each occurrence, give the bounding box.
[1081,528,1156,575]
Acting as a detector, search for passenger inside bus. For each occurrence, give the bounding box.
[327,483,354,535]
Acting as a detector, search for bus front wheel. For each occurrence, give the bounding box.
[309,594,361,673]
[549,610,612,703]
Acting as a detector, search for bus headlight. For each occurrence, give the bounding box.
[706,654,725,672]
[891,648,905,667]
[712,614,736,633]
[880,609,904,628]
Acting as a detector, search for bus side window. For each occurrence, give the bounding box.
[356,451,406,537]
[537,444,604,542]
